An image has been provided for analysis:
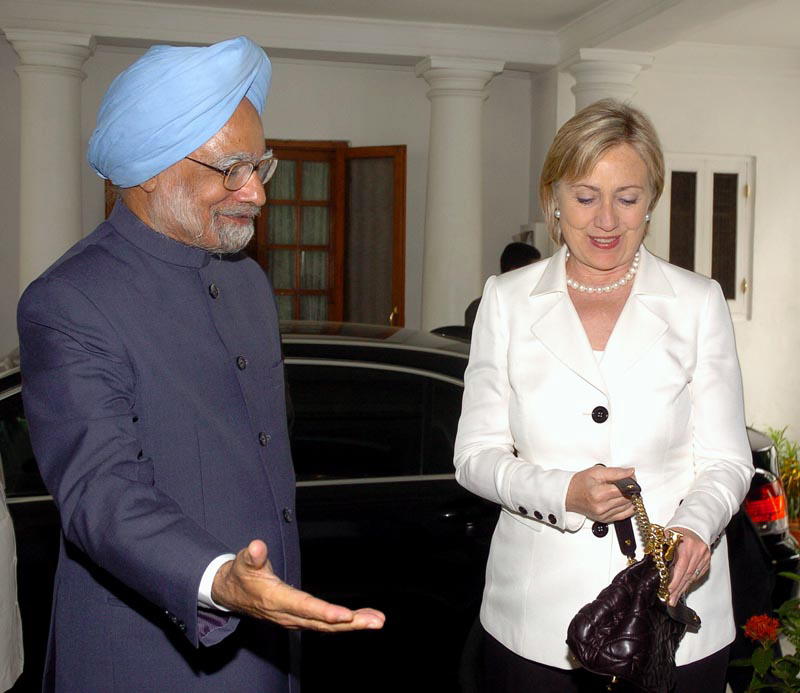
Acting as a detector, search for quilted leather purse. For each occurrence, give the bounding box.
[566,478,701,692]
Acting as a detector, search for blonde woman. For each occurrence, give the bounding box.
[455,100,752,692]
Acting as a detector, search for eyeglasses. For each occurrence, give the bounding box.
[184,150,279,191]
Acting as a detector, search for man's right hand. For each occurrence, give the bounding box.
[211,539,385,632]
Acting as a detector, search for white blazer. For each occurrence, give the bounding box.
[0,478,22,692]
[454,245,753,668]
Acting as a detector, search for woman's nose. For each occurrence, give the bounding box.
[595,199,618,231]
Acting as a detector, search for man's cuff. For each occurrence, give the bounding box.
[198,553,236,611]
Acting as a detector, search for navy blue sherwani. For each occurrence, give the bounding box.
[18,202,300,691]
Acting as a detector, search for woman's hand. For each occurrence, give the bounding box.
[666,527,710,606]
[565,465,636,522]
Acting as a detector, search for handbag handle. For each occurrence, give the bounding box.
[611,477,642,497]
[611,477,641,564]
[612,477,683,603]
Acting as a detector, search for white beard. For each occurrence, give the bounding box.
[150,180,258,254]
[208,208,256,254]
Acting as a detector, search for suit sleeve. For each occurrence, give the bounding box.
[18,275,239,647]
[454,276,581,531]
[666,280,754,545]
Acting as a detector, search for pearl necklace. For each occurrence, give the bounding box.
[565,249,640,294]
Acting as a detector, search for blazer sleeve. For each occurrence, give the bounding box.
[18,275,239,648]
[666,280,754,545]
[454,276,580,530]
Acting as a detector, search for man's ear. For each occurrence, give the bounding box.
[138,176,158,193]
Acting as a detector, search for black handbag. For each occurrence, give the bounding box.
[566,479,701,693]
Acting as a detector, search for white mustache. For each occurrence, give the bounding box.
[214,205,260,219]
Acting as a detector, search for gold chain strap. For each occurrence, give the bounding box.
[629,494,683,603]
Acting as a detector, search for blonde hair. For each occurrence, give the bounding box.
[538,99,664,244]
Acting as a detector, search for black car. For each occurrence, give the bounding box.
[281,322,498,692]
[2,324,496,693]
[1,323,797,692]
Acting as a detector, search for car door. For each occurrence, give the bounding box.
[287,358,498,693]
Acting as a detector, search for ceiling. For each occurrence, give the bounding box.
[128,0,608,31]
[102,0,800,51]
[23,0,797,71]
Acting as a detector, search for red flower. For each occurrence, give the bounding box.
[743,614,780,645]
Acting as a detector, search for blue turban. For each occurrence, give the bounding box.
[87,36,271,188]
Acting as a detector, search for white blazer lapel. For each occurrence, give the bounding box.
[529,247,608,396]
[601,247,674,378]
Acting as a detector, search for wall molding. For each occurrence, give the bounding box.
[559,0,761,57]
[0,0,559,70]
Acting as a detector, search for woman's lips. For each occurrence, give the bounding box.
[589,235,621,249]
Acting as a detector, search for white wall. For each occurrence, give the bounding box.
[0,42,532,340]
[634,45,800,437]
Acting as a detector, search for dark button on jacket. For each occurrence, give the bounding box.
[591,406,609,423]
[591,521,608,537]
[236,355,248,370]
[533,510,543,520]
[208,283,219,299]
[165,610,186,632]
[282,508,293,523]
[258,432,270,447]
[518,506,528,516]
[548,514,557,524]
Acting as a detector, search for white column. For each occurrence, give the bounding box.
[565,48,654,112]
[4,29,95,291]
[415,56,504,330]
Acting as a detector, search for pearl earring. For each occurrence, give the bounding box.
[645,212,651,222]
[554,209,561,219]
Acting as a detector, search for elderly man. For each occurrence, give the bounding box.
[17,36,383,692]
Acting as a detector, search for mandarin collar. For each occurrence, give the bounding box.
[108,200,212,269]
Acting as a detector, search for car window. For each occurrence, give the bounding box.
[0,388,46,497]
[0,362,465,491]
[423,379,463,474]
[286,362,462,481]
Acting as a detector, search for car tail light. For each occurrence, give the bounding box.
[744,471,789,534]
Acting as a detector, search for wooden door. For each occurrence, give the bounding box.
[345,146,406,326]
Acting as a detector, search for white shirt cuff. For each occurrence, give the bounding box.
[198,553,236,611]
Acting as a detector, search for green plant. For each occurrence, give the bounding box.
[731,572,800,691]
[767,427,800,520]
